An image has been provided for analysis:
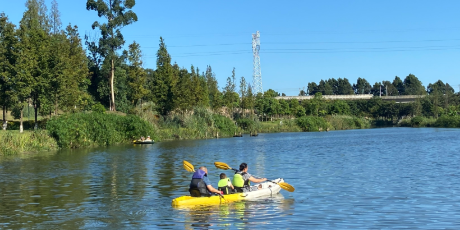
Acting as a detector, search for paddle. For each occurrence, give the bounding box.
[183,160,195,172]
[214,162,295,192]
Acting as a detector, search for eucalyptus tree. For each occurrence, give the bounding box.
[86,0,138,111]
[0,13,18,130]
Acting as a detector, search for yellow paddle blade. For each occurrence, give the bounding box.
[278,182,295,192]
[214,162,232,170]
[183,160,195,172]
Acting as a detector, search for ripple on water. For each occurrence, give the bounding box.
[1,128,460,228]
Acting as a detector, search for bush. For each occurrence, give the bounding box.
[236,118,256,132]
[92,103,106,113]
[435,115,460,128]
[410,116,424,127]
[296,116,329,132]
[213,114,237,136]
[46,113,156,148]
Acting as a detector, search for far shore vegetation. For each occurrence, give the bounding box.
[1,0,460,155]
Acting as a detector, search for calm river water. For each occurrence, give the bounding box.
[1,128,460,229]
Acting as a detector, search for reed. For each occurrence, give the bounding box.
[46,112,156,148]
[325,115,371,130]
[0,130,58,156]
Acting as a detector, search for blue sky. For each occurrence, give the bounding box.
[1,0,460,95]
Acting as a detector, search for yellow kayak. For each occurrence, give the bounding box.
[172,193,244,207]
[132,140,154,144]
[171,178,283,207]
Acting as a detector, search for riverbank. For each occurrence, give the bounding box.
[2,111,460,156]
[0,130,58,155]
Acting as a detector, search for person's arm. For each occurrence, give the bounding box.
[203,176,223,194]
[228,180,234,189]
[207,185,222,194]
[249,176,267,183]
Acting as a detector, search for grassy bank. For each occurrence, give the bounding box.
[0,130,58,156]
[47,112,156,148]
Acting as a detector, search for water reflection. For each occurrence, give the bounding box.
[2,128,460,228]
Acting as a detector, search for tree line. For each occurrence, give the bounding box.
[305,75,455,96]
[1,0,459,134]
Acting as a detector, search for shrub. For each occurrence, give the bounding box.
[410,116,424,127]
[213,114,237,136]
[92,103,106,113]
[46,113,155,148]
[435,115,460,128]
[296,116,329,132]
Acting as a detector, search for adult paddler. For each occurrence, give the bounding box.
[233,163,267,192]
[189,166,223,197]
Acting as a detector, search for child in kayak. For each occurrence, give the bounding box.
[233,163,267,192]
[218,173,235,194]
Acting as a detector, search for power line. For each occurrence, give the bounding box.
[141,45,460,58]
[139,38,460,48]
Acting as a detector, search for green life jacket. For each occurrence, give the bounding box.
[232,172,250,192]
[218,178,231,195]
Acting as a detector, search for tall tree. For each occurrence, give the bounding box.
[353,77,372,94]
[223,68,238,118]
[382,80,398,96]
[307,82,317,95]
[246,84,254,115]
[49,0,61,34]
[18,0,52,130]
[403,74,425,95]
[337,78,354,95]
[327,78,339,95]
[239,76,247,115]
[152,37,174,115]
[126,41,149,105]
[392,76,404,95]
[0,13,18,130]
[205,65,222,111]
[86,0,138,111]
[317,80,333,95]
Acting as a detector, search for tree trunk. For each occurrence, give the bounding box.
[111,59,116,111]
[20,107,23,133]
[2,105,6,131]
[55,93,58,116]
[34,102,38,130]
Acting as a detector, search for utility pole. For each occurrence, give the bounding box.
[379,85,381,97]
[252,31,262,94]
[386,85,388,96]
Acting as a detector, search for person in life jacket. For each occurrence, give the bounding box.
[218,173,235,195]
[189,166,223,197]
[232,163,267,193]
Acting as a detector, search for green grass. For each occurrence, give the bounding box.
[0,130,58,156]
[46,112,156,148]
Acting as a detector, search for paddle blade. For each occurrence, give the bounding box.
[278,182,295,192]
[214,162,232,170]
[183,160,195,172]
